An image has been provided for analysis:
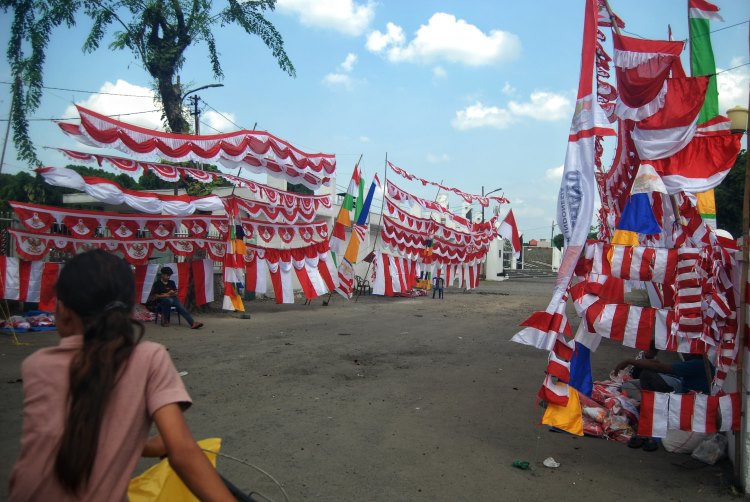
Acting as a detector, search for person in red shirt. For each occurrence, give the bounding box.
[9,250,231,501]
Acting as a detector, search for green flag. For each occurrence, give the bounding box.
[689,0,723,123]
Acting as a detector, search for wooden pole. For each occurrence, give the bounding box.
[356,153,387,302]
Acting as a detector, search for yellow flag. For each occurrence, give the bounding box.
[541,386,583,436]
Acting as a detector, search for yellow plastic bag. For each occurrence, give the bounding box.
[127,438,221,502]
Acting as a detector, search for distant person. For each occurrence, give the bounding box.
[9,249,231,500]
[153,266,204,329]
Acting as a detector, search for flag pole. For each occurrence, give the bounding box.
[324,154,364,305]
[356,152,387,302]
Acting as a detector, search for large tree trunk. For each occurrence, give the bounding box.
[157,74,190,134]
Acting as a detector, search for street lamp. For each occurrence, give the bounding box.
[481,185,503,223]
[181,83,224,136]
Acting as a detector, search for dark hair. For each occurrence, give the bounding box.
[160,266,173,275]
[54,249,144,493]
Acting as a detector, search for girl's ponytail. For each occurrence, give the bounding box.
[52,250,144,493]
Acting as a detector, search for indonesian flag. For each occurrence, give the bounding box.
[668,392,695,431]
[330,165,362,256]
[637,391,669,438]
[498,209,521,259]
[191,259,214,306]
[0,257,44,303]
[718,393,741,432]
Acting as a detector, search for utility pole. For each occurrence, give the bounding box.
[189,95,201,136]
[481,186,485,224]
[551,221,555,242]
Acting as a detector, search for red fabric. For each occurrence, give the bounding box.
[520,311,572,337]
[637,391,656,436]
[613,35,685,108]
[546,358,570,383]
[637,77,708,130]
[650,133,740,182]
[176,262,190,304]
[39,263,60,311]
[245,259,258,293]
[191,261,207,306]
[18,261,32,302]
[294,266,317,300]
[269,267,283,305]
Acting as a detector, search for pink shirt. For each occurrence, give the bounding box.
[9,335,191,501]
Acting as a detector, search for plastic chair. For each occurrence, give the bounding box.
[153,304,182,325]
[355,275,372,296]
[432,277,445,299]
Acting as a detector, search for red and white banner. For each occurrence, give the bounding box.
[57,106,335,189]
[192,260,215,306]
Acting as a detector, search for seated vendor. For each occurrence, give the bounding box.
[152,267,204,330]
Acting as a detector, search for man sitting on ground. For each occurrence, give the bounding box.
[152,267,204,329]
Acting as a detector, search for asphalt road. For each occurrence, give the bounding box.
[0,278,734,501]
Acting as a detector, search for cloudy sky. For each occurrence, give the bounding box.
[0,0,747,239]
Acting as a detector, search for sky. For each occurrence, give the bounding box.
[0,0,748,240]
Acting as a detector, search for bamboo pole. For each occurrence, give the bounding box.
[356,153,387,302]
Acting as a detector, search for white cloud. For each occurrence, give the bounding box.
[366,13,521,66]
[717,58,749,115]
[340,52,358,72]
[359,136,370,143]
[501,82,516,95]
[545,165,564,182]
[507,91,573,121]
[202,110,239,133]
[452,90,572,130]
[322,72,355,89]
[426,152,451,163]
[452,101,514,130]
[64,80,164,130]
[322,53,361,90]
[432,66,447,78]
[277,0,375,36]
[365,22,404,52]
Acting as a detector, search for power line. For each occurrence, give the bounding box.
[620,18,749,41]
[201,99,245,130]
[0,80,154,98]
[0,109,162,122]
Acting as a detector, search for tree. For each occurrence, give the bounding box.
[2,0,295,165]
[716,149,746,239]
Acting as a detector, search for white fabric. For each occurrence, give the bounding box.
[198,259,215,304]
[649,392,670,438]
[1,257,20,300]
[718,394,735,432]
[511,327,556,352]
[632,120,698,161]
[255,259,269,295]
[372,253,386,295]
[692,394,709,433]
[279,261,295,304]
[139,264,159,303]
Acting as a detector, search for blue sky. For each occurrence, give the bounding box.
[0,0,748,240]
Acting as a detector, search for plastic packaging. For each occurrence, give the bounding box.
[691,434,728,465]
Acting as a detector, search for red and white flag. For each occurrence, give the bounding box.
[689,0,723,21]
[498,209,521,259]
[668,393,695,431]
[192,259,214,306]
[638,391,669,438]
[691,394,719,434]
[718,393,740,432]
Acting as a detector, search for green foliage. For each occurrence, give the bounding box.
[552,233,564,249]
[2,0,295,162]
[0,171,67,210]
[716,149,746,239]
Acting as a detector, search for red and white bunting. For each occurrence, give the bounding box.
[387,161,509,206]
[637,391,670,438]
[57,106,335,189]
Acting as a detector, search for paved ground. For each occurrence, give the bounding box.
[0,278,735,501]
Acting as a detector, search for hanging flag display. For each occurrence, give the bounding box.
[330,165,362,256]
[497,209,521,259]
[57,149,332,211]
